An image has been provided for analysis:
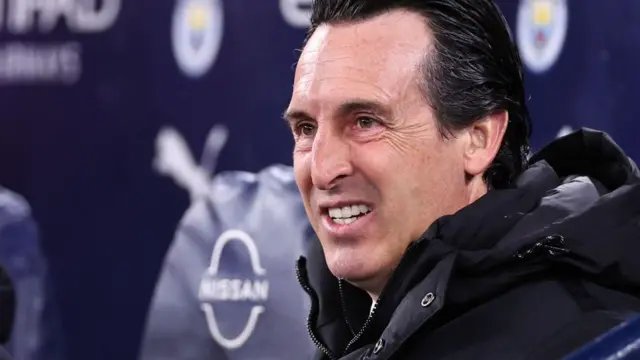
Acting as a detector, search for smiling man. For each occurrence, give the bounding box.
[284,0,640,359]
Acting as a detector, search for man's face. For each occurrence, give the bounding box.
[286,10,472,294]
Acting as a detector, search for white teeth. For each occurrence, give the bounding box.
[327,204,372,224]
[328,208,342,218]
[344,217,356,224]
[342,206,352,218]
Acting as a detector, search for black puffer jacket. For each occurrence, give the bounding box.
[296,129,640,360]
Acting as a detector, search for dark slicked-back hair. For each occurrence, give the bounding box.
[304,0,532,189]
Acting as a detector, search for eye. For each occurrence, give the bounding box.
[356,116,379,129]
[295,122,317,137]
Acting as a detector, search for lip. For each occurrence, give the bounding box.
[320,209,375,238]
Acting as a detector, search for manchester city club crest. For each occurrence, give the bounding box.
[516,0,568,74]
[172,0,224,78]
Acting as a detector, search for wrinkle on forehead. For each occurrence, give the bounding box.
[292,10,432,112]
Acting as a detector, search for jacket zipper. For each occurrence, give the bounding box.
[296,260,338,360]
[337,280,357,336]
[341,298,379,356]
[339,240,423,356]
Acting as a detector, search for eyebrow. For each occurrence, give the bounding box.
[282,99,390,126]
[282,109,311,127]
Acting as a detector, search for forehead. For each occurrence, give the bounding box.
[292,10,432,110]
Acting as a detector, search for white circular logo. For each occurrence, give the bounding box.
[516,0,568,74]
[171,0,224,78]
[198,230,269,349]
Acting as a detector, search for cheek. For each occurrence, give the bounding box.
[294,154,317,226]
[293,153,311,194]
[353,145,415,207]
[410,147,467,216]
[381,144,458,209]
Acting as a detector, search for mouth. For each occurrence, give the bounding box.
[325,204,373,225]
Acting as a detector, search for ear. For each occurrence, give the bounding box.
[463,111,509,177]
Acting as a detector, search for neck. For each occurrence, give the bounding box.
[368,292,378,303]
[467,176,489,204]
[347,272,388,304]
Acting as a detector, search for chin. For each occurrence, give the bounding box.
[325,246,383,284]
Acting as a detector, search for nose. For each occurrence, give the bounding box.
[310,129,353,190]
